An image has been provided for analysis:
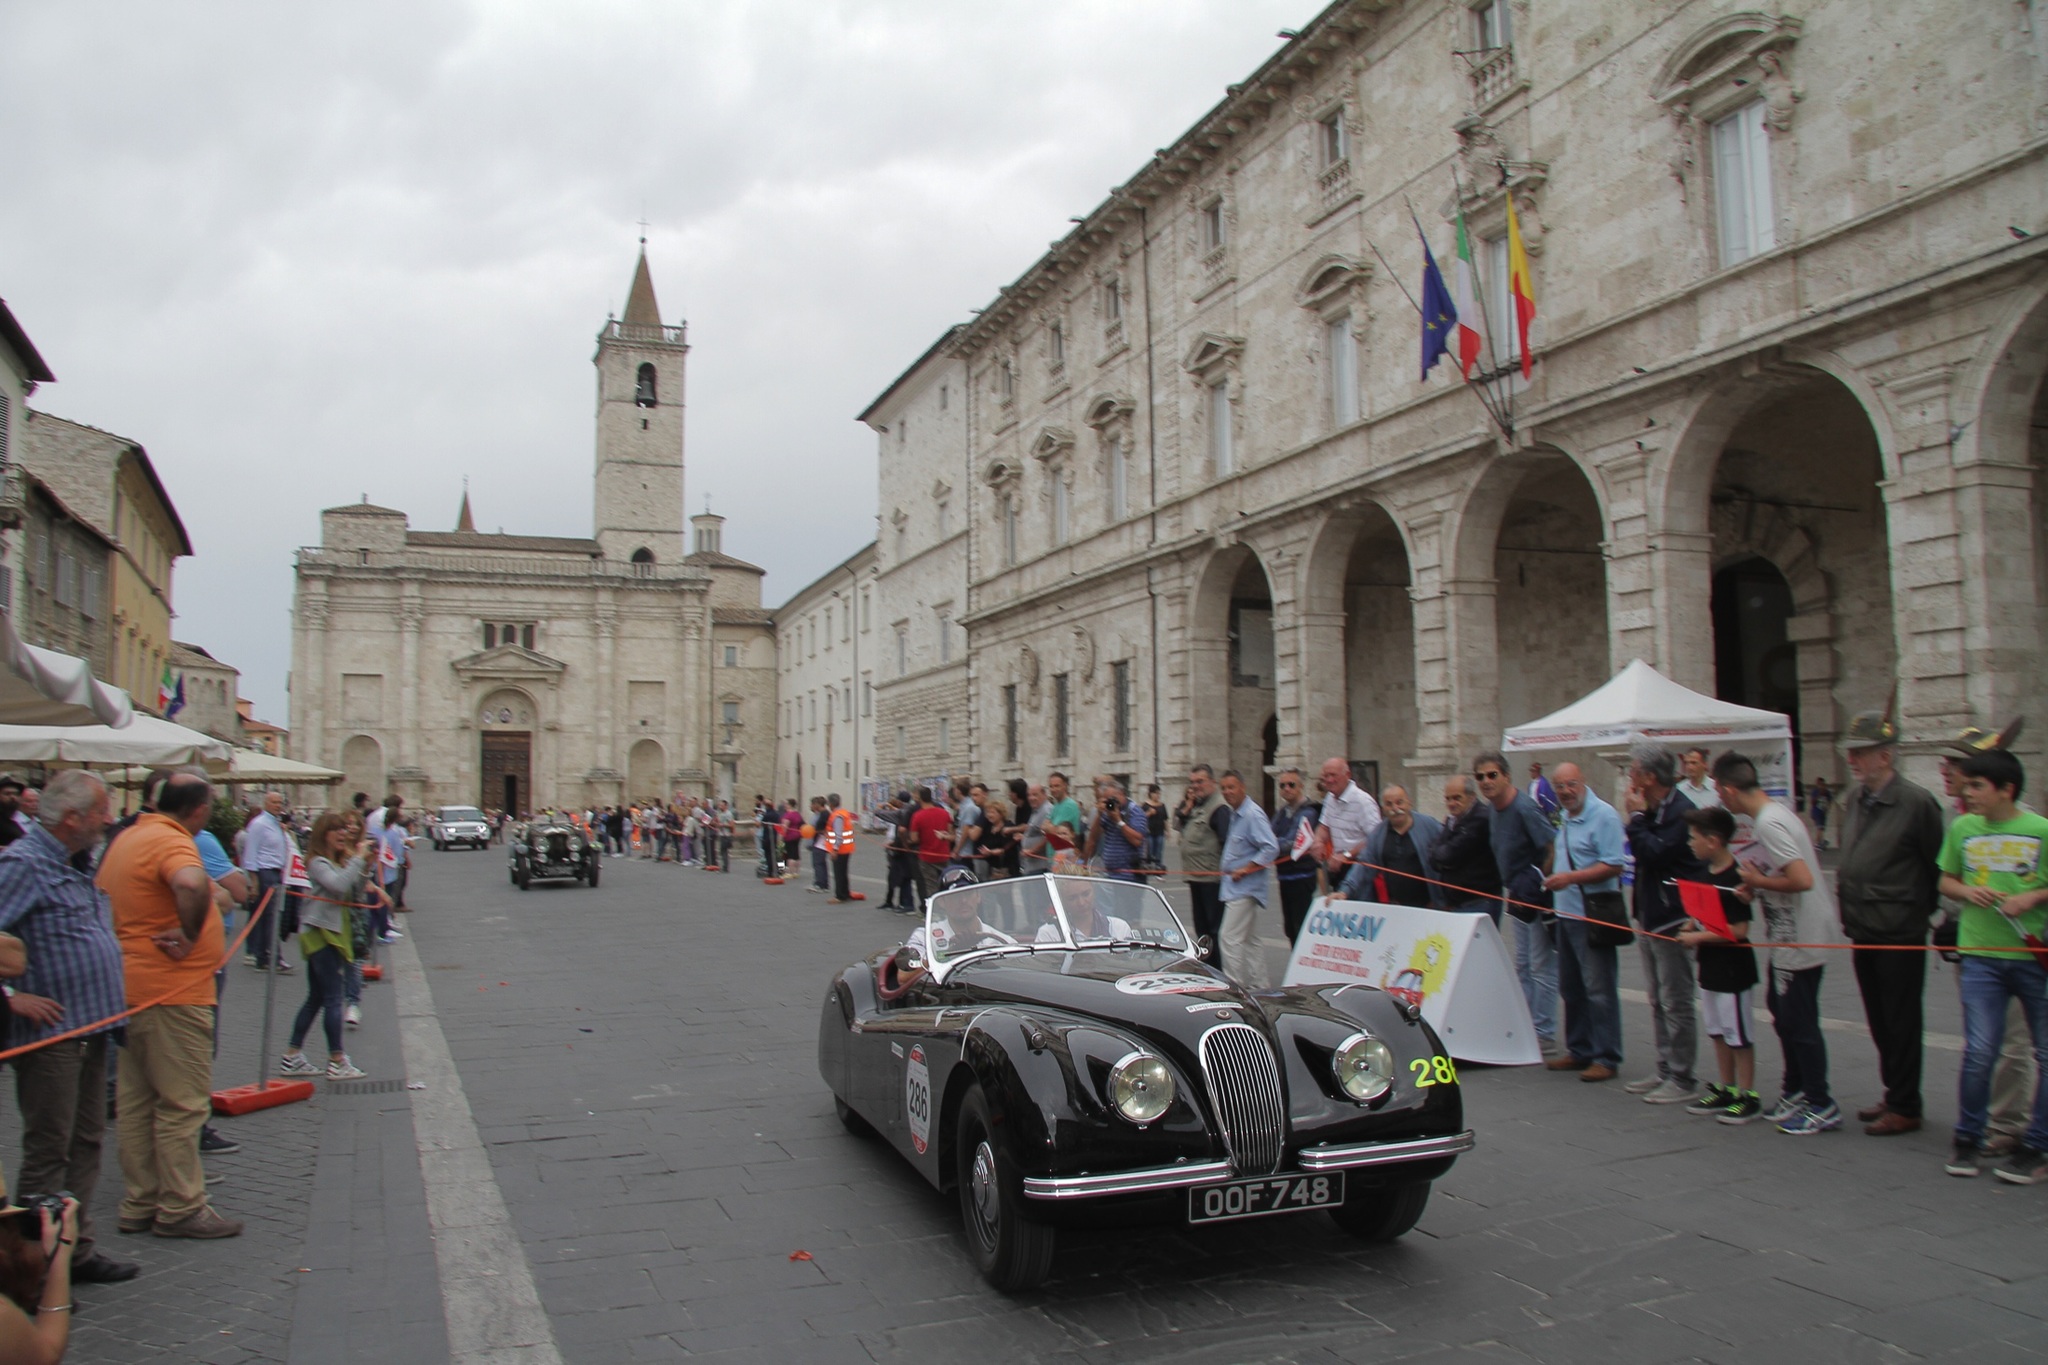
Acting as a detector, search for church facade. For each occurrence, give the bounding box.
[289,252,776,814]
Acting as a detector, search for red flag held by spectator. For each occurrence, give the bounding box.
[1675,880,1735,940]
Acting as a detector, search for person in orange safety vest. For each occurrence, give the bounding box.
[824,797,857,903]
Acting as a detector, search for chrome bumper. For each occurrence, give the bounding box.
[1022,1159,1233,1201]
[1296,1130,1475,1170]
[1020,1130,1474,1202]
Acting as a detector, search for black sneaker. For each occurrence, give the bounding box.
[199,1127,241,1155]
[1716,1093,1765,1125]
[1684,1084,1735,1115]
[1994,1146,2048,1185]
[1945,1141,1983,1178]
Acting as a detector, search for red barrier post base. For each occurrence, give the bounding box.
[763,877,784,885]
[212,1079,315,1116]
[361,964,385,981]
[849,891,867,901]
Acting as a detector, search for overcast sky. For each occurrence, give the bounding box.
[2,0,1314,722]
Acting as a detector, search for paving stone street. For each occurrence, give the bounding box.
[9,842,2048,1364]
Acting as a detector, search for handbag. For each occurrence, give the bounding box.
[1584,889,1635,949]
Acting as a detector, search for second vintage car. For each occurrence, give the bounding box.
[429,805,492,851]
[508,819,601,889]
[817,874,1473,1290]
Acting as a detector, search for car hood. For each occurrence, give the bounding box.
[945,948,1297,1043]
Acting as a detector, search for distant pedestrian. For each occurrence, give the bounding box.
[1808,777,1834,850]
[277,813,376,1085]
[1432,776,1500,915]
[1717,750,1846,1136]
[1018,784,1052,877]
[1541,763,1624,1082]
[1475,751,1558,1055]
[1176,766,1229,964]
[1269,770,1322,939]
[1082,779,1147,883]
[909,788,954,903]
[1936,746,2048,1183]
[1835,711,1946,1137]
[822,796,855,902]
[806,797,829,891]
[1677,806,1762,1124]
[1216,770,1279,988]
[1314,758,1382,889]
[1624,741,1706,1104]
[1677,747,1722,810]
[1527,763,1559,820]
[1337,786,1439,911]
[1140,786,1168,870]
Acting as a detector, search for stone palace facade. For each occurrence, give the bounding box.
[289,252,777,814]
[853,0,2048,804]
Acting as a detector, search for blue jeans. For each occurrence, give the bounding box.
[1956,954,2048,1150]
[1555,917,1623,1068]
[290,946,348,1056]
[1511,915,1559,1041]
[812,845,829,889]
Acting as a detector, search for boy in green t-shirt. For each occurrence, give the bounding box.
[1935,748,2048,1183]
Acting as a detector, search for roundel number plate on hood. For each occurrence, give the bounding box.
[1115,972,1225,996]
[905,1045,932,1154]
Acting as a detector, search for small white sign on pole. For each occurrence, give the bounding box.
[1281,897,1542,1066]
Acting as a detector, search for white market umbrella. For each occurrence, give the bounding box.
[0,613,133,728]
[0,713,234,765]
[106,747,344,787]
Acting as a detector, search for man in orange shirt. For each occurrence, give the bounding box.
[96,772,242,1239]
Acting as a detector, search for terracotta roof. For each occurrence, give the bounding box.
[407,530,601,555]
[683,549,764,574]
[712,607,774,626]
[623,249,662,329]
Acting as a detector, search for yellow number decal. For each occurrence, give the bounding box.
[1409,1056,1460,1087]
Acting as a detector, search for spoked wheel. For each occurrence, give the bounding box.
[834,1096,874,1137]
[955,1085,1055,1292]
[1329,1181,1431,1242]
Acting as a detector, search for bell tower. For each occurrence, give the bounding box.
[592,246,688,564]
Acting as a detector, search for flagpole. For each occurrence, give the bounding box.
[1450,170,1517,445]
[1408,200,1513,441]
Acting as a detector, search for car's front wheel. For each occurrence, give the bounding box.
[833,1096,873,1137]
[955,1085,1055,1292]
[1329,1181,1430,1242]
[586,862,599,888]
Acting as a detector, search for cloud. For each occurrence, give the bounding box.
[0,0,1308,721]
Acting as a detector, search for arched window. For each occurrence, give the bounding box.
[631,547,655,578]
[635,363,657,408]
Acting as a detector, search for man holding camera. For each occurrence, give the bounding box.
[1082,779,1149,883]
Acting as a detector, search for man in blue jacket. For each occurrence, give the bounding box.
[1335,786,1442,908]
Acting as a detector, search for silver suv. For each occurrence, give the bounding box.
[430,806,492,851]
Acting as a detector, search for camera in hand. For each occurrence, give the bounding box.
[1,1191,69,1235]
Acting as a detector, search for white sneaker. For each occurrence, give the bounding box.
[380,931,404,943]
[1623,1075,1665,1095]
[327,1057,367,1080]
[1643,1079,1702,1105]
[278,1052,318,1076]
[344,1003,361,1029]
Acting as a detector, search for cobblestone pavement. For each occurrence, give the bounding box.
[7,843,2047,1362]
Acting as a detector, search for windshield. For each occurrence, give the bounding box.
[921,875,1189,971]
[1047,876,1188,950]
[440,808,485,822]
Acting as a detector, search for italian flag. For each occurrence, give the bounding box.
[1505,190,1536,379]
[157,664,174,713]
[1451,211,1485,379]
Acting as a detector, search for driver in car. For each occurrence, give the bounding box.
[1038,882,1134,944]
[906,895,1018,960]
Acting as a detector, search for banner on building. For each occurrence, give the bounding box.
[1281,897,1541,1065]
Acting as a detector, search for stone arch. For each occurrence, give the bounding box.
[339,734,383,804]
[1299,499,1417,790]
[627,738,665,804]
[1188,542,1276,781]
[1661,363,1896,770]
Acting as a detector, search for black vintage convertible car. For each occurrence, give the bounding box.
[817,875,1473,1290]
[508,820,600,889]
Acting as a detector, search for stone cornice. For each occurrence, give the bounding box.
[451,644,569,679]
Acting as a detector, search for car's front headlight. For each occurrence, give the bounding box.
[1108,1052,1175,1124]
[1332,1032,1395,1103]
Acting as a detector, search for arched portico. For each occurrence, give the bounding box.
[1189,543,1277,782]
[1300,500,1417,792]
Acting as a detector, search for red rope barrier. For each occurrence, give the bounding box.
[0,888,276,1064]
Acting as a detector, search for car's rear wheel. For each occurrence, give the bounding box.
[833,1096,873,1137]
[955,1085,1055,1292]
[516,865,531,890]
[586,862,599,888]
[1329,1181,1430,1242]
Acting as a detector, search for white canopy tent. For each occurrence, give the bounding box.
[107,747,345,787]
[0,714,234,766]
[0,613,133,728]
[1502,658,1795,801]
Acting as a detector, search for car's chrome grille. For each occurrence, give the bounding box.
[1199,1023,1285,1175]
[546,834,570,858]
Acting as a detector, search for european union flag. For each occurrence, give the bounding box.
[1418,225,1459,381]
